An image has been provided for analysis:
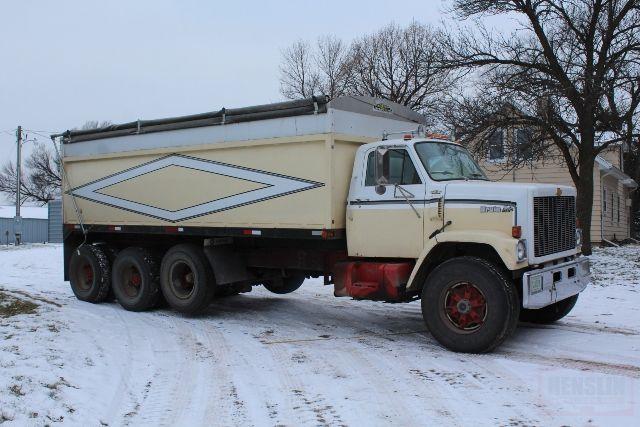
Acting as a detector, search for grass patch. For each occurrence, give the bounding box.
[9,384,25,396]
[0,291,38,318]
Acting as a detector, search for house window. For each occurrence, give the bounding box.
[617,193,621,224]
[487,130,505,160]
[365,149,421,186]
[515,128,533,161]
[612,191,615,220]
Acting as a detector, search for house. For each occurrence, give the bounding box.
[476,129,637,244]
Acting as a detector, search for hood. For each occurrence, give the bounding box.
[443,180,578,265]
[443,181,576,205]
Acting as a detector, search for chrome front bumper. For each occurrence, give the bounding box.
[522,257,590,309]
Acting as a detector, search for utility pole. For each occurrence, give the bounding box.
[14,126,22,245]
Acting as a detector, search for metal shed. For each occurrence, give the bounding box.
[48,200,63,243]
[0,206,49,244]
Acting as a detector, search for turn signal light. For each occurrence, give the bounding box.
[403,134,413,140]
[512,226,522,239]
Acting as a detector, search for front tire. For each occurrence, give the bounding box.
[421,256,520,353]
[520,295,579,324]
[69,244,111,303]
[112,247,161,312]
[160,244,215,314]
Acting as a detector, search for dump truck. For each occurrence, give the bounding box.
[55,96,590,353]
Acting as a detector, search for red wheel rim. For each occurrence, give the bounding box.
[121,266,142,298]
[169,261,195,300]
[443,282,487,331]
[81,263,94,290]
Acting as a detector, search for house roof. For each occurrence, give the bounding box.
[596,157,638,188]
[0,205,48,220]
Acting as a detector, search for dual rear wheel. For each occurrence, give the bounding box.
[159,244,215,314]
[111,247,161,312]
[68,245,111,303]
[69,243,215,315]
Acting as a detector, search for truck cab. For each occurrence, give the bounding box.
[340,132,590,352]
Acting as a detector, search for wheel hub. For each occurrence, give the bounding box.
[456,299,471,314]
[170,261,196,299]
[122,265,143,298]
[130,272,141,287]
[80,264,93,290]
[444,282,487,331]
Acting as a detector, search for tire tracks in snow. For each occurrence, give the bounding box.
[264,296,452,426]
[266,328,640,379]
[496,350,640,378]
[519,320,639,336]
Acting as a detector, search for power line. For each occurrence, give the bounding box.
[22,129,55,139]
[23,128,56,134]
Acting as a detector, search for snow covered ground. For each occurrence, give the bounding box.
[1,244,638,426]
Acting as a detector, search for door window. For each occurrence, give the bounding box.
[364,149,421,186]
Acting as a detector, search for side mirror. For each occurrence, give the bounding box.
[375,146,389,195]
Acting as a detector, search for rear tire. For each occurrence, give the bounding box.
[112,247,161,312]
[160,244,215,314]
[68,244,111,303]
[520,295,579,324]
[100,245,119,302]
[421,256,520,353]
[263,275,305,294]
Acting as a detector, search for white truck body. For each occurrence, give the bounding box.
[57,96,590,353]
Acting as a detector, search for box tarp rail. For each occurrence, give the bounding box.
[60,96,330,144]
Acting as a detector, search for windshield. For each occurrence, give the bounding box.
[414,141,488,181]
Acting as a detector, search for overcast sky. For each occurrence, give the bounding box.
[0,0,513,204]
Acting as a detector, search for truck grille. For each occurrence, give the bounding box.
[533,196,576,257]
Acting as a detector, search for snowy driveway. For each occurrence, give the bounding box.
[1,244,639,426]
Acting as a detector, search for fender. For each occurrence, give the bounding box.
[406,230,526,291]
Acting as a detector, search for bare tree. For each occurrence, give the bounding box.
[315,36,353,99]
[0,120,112,205]
[441,0,640,254]
[0,142,61,205]
[80,120,113,130]
[279,40,321,99]
[349,22,454,115]
[278,22,455,119]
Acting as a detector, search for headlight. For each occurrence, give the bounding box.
[576,228,583,248]
[516,239,527,262]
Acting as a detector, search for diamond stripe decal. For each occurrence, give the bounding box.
[70,154,324,222]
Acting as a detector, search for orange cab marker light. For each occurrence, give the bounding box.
[321,229,336,240]
[512,226,522,239]
[426,132,450,140]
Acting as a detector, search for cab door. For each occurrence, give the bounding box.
[347,146,426,258]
